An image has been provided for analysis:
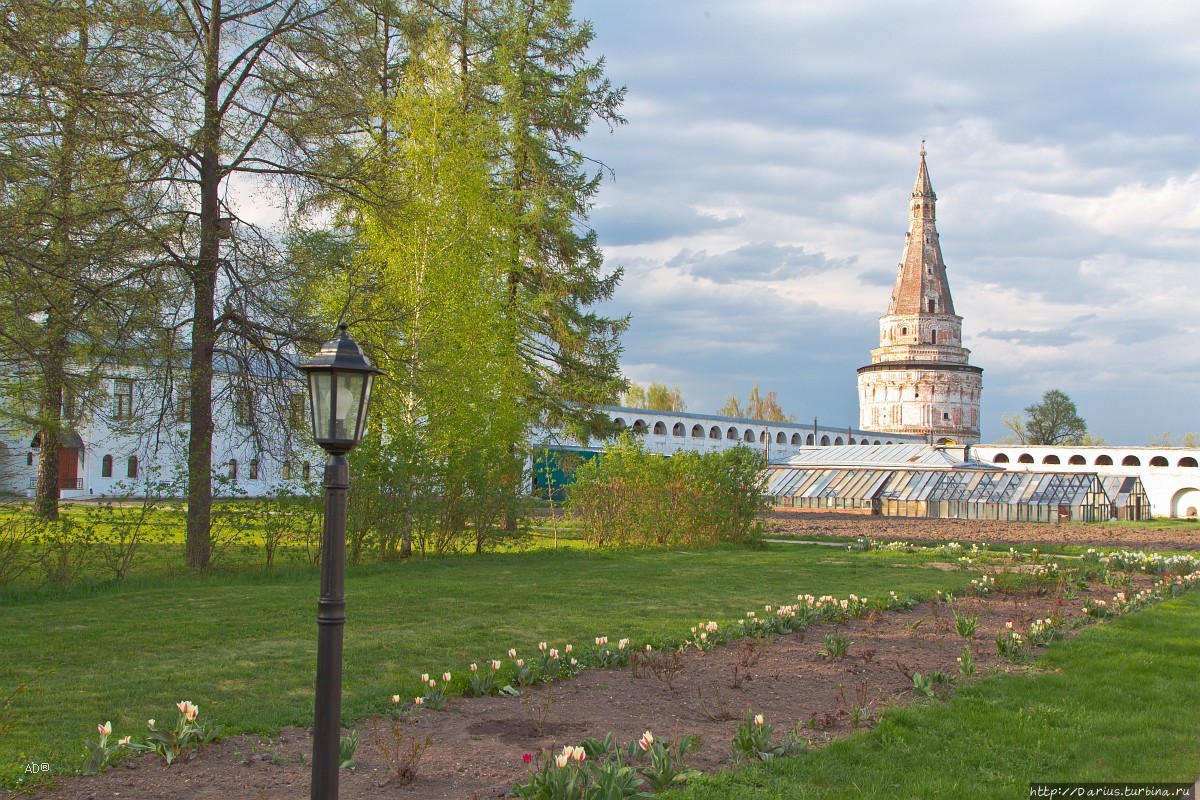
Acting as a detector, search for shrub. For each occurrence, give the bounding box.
[567,434,768,548]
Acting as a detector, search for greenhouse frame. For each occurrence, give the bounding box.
[764,465,1150,522]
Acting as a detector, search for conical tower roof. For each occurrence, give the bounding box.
[887,146,956,316]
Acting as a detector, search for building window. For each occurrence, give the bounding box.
[113,379,134,418]
[102,454,113,477]
[126,455,138,478]
[235,390,252,427]
[62,390,78,420]
[943,412,950,420]
[175,386,190,422]
[282,460,293,480]
[249,458,259,480]
[302,463,311,481]
[229,459,238,480]
[930,330,937,344]
[289,392,307,429]
[927,299,936,313]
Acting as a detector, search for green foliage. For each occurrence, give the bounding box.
[1002,389,1089,445]
[817,633,851,660]
[339,730,359,770]
[731,711,803,763]
[717,385,796,422]
[622,382,685,412]
[952,609,978,638]
[567,435,768,548]
[127,701,220,766]
[81,721,127,775]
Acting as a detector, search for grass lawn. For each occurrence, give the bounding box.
[669,591,1200,799]
[0,542,967,787]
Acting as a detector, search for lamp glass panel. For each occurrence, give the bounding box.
[355,374,376,440]
[310,372,333,441]
[335,373,365,442]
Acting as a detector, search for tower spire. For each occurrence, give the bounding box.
[889,147,952,316]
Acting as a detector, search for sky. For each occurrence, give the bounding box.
[573,0,1200,445]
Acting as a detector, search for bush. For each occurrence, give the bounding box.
[567,434,768,548]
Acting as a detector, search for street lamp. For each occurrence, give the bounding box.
[299,324,382,800]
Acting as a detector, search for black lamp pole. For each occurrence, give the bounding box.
[311,451,348,799]
[299,324,381,800]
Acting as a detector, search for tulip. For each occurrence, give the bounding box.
[539,642,547,652]
[523,753,532,764]
[118,736,131,746]
[555,753,569,769]
[442,672,451,683]
[414,697,423,705]
[639,731,654,751]
[429,679,437,688]
[98,721,112,737]
[491,660,502,671]
[470,663,478,672]
[421,673,430,683]
[565,644,572,653]
[147,719,156,729]
[516,659,524,667]
[391,694,401,704]
[571,745,585,761]
[508,649,518,659]
[754,714,764,725]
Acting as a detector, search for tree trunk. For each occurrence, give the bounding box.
[185,0,222,570]
[34,349,64,520]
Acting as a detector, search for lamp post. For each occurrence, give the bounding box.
[299,324,382,800]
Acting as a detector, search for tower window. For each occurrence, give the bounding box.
[927,299,936,313]
[900,327,907,335]
[943,412,950,420]
[930,331,937,344]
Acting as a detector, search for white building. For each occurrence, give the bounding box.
[1,363,321,500]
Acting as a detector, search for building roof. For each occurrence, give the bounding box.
[887,147,956,317]
[764,464,1146,508]
[776,443,998,470]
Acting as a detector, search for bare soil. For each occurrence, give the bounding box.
[14,516,1198,800]
[764,510,1200,552]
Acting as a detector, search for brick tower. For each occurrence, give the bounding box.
[857,147,982,444]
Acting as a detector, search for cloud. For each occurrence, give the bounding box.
[663,243,855,283]
[574,0,1200,443]
[975,328,1085,347]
